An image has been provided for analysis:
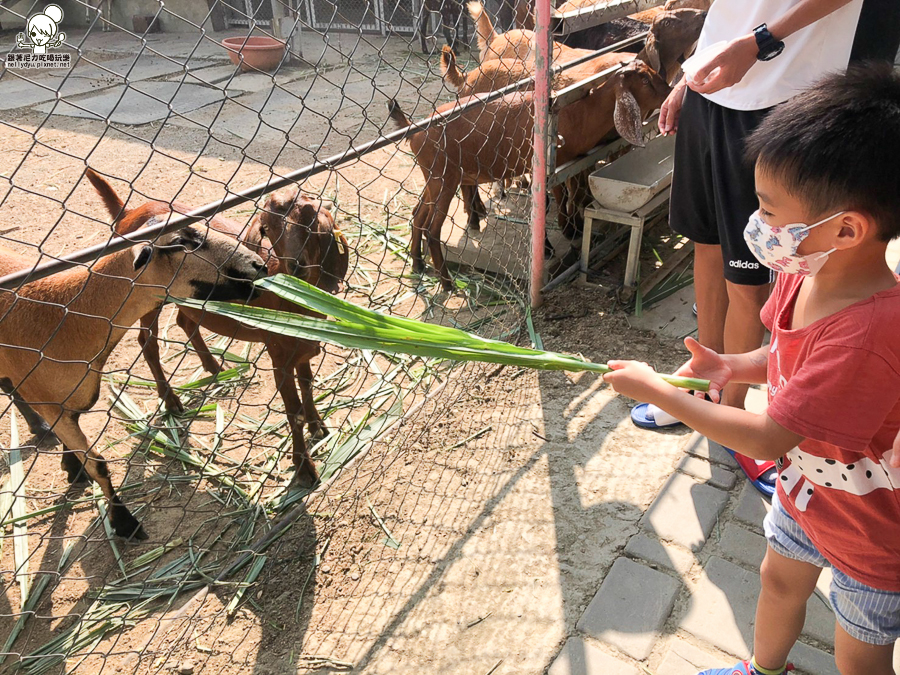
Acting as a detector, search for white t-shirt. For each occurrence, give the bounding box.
[697,0,864,111]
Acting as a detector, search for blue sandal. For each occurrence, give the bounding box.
[630,403,685,429]
[698,661,793,675]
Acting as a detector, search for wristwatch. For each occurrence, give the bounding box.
[753,23,785,61]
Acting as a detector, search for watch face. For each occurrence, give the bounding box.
[759,42,785,61]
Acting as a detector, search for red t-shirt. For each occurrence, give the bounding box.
[761,273,900,592]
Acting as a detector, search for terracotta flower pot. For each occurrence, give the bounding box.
[221,36,286,73]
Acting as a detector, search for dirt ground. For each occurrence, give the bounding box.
[0,34,694,675]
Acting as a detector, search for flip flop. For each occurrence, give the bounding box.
[724,448,777,497]
[631,403,685,429]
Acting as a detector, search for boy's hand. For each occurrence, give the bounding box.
[673,337,733,403]
[603,360,669,403]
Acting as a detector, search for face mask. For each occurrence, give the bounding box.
[743,210,844,277]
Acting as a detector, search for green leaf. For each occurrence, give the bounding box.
[174,276,709,392]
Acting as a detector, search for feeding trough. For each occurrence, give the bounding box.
[589,134,676,213]
[221,36,286,72]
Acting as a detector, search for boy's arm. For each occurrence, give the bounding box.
[709,345,769,386]
[604,361,803,461]
[690,0,858,94]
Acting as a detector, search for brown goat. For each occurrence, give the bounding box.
[664,0,711,11]
[0,168,266,539]
[440,43,631,95]
[389,60,669,289]
[469,2,704,85]
[87,173,350,491]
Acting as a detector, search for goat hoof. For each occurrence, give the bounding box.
[162,393,184,414]
[308,422,329,441]
[108,497,148,540]
[114,516,149,541]
[467,220,481,232]
[291,462,321,490]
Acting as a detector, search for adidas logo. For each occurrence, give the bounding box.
[729,260,760,269]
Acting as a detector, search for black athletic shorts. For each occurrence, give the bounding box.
[669,88,775,286]
[851,0,900,63]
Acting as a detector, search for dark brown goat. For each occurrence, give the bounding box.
[88,173,350,491]
[389,60,670,289]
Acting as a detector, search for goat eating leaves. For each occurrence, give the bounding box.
[0,168,266,540]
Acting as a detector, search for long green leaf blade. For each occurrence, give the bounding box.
[174,276,709,392]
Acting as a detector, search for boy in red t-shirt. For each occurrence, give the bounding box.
[603,63,900,675]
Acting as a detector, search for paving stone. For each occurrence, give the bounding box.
[549,637,640,675]
[576,558,680,660]
[45,54,214,81]
[681,557,836,659]
[732,482,771,530]
[657,639,732,675]
[718,523,767,570]
[641,472,729,552]
[678,454,737,490]
[35,82,224,125]
[683,432,739,469]
[789,640,839,675]
[0,75,104,110]
[624,534,696,576]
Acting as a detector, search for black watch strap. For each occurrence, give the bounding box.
[754,23,785,61]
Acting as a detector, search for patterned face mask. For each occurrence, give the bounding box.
[743,210,845,277]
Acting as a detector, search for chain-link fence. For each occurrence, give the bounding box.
[0,0,684,670]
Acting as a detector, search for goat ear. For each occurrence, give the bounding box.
[643,33,663,78]
[242,217,268,253]
[266,189,297,215]
[614,86,646,147]
[133,244,154,270]
[317,228,350,295]
[296,202,318,226]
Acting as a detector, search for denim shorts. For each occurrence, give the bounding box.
[764,491,900,646]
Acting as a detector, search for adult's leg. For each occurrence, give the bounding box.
[722,281,771,407]
[694,243,728,355]
[752,546,822,671]
[710,101,775,408]
[669,90,723,351]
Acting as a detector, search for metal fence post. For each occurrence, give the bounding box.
[530,0,552,309]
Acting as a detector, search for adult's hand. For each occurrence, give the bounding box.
[688,34,758,95]
[659,77,688,136]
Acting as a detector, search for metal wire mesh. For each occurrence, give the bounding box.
[0,0,548,671]
[0,0,685,668]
